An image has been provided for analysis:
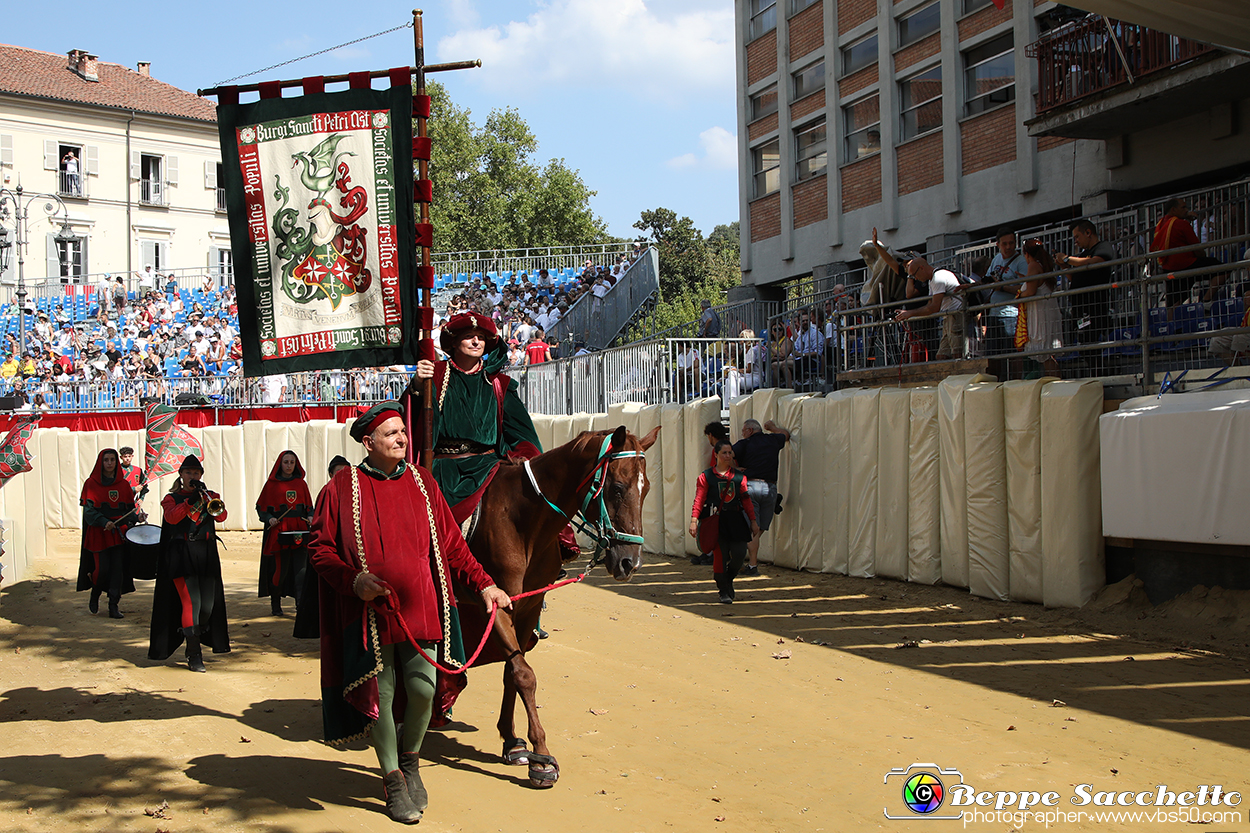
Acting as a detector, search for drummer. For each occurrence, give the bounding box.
[148,454,230,673]
[256,450,313,617]
[292,455,352,640]
[77,448,136,619]
[118,446,145,522]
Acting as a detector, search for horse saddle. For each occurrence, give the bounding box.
[459,501,483,546]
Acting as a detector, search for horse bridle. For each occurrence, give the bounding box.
[522,434,645,570]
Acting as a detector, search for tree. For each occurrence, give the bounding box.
[630,210,742,337]
[425,82,610,253]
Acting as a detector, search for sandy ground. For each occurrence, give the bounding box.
[0,530,1247,833]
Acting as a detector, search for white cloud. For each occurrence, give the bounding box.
[435,0,734,105]
[667,126,737,170]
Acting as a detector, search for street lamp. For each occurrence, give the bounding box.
[0,185,75,354]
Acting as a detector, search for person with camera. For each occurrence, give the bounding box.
[148,455,230,673]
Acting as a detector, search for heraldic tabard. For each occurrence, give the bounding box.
[216,82,417,377]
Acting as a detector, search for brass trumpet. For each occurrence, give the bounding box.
[206,496,226,516]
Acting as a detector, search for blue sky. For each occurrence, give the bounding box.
[8,0,740,242]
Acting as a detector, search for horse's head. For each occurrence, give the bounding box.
[593,424,660,582]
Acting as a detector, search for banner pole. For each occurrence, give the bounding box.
[414,8,435,470]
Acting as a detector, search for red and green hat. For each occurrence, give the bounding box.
[440,312,500,356]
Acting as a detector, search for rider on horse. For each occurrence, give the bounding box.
[409,311,579,560]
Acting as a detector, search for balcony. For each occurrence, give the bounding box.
[139,179,167,206]
[215,187,227,213]
[57,171,87,199]
[1025,16,1246,140]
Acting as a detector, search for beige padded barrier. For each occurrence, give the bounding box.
[1100,389,1250,547]
[771,393,811,570]
[749,387,790,565]
[590,411,613,432]
[532,414,555,454]
[1003,379,1054,602]
[571,412,597,437]
[907,388,941,585]
[636,405,664,552]
[549,414,575,452]
[59,432,83,530]
[965,383,1009,601]
[1041,380,1105,608]
[658,402,685,556]
[821,390,855,574]
[286,421,309,478]
[22,429,46,565]
[796,395,827,572]
[875,387,911,580]
[38,428,63,530]
[683,398,722,557]
[848,388,880,578]
[727,394,752,439]
[218,425,249,531]
[938,374,994,588]
[243,421,270,531]
[75,432,98,525]
[200,426,226,518]
[303,421,330,498]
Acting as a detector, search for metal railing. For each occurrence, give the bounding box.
[549,247,659,350]
[139,179,166,206]
[215,187,227,212]
[57,171,87,199]
[1027,15,1217,114]
[634,298,781,344]
[0,266,235,306]
[429,243,640,282]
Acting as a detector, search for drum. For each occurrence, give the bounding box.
[125,524,162,580]
[277,530,308,550]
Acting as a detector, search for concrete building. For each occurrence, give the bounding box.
[0,44,228,292]
[732,0,1250,294]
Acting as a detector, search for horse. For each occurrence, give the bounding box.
[445,424,660,788]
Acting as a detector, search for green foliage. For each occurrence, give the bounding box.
[424,82,610,252]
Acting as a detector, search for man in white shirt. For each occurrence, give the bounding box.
[893,256,965,360]
[135,265,157,292]
[261,373,287,404]
[536,269,554,289]
[675,344,701,398]
[792,312,825,382]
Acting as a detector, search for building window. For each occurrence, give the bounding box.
[752,139,781,198]
[899,66,943,140]
[49,233,87,281]
[795,119,828,180]
[140,154,164,205]
[751,84,778,120]
[963,33,1015,116]
[843,95,882,160]
[216,163,227,212]
[749,0,777,40]
[842,33,878,76]
[213,246,233,281]
[898,2,941,48]
[791,0,819,13]
[793,60,825,99]
[58,144,85,198]
[962,0,994,14]
[140,240,169,272]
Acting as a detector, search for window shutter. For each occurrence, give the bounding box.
[46,234,59,279]
[140,241,156,270]
[0,135,12,166]
[158,242,169,270]
[44,140,58,170]
[80,236,89,279]
[204,159,217,189]
[130,151,141,180]
[85,145,99,176]
[166,155,179,185]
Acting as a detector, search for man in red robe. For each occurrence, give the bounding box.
[309,401,512,825]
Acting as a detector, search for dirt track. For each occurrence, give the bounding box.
[0,530,1247,832]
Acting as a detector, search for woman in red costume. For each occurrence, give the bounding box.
[689,440,760,604]
[77,448,136,619]
[256,450,312,617]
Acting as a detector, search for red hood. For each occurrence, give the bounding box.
[266,449,306,482]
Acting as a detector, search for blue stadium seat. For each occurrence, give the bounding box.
[1147,308,1177,351]
[1213,297,1244,329]
[1176,303,1206,348]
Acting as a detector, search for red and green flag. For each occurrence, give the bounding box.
[0,415,41,488]
[140,403,202,493]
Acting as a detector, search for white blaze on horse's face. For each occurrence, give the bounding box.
[636,471,644,498]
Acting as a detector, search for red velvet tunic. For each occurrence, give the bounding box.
[309,460,495,648]
[256,451,312,557]
[80,451,135,553]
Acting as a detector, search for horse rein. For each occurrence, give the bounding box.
[522,434,646,573]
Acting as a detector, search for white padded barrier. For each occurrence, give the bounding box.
[748,388,789,565]
[200,426,226,522]
[658,403,685,557]
[848,388,880,578]
[727,394,752,439]
[965,383,1009,601]
[59,432,83,531]
[683,398,722,557]
[22,429,46,567]
[38,428,64,531]
[875,387,911,580]
[937,374,993,587]
[772,393,810,570]
[219,425,249,531]
[1100,389,1250,547]
[1041,380,1105,608]
[821,390,854,575]
[242,421,269,531]
[907,388,941,585]
[636,405,665,552]
[303,421,330,498]
[1004,379,1054,603]
[532,414,555,455]
[795,395,827,572]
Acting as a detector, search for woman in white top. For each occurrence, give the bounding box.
[1019,238,1063,376]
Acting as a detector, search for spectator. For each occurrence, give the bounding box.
[525,329,551,364]
[983,227,1026,367]
[111,276,127,315]
[1018,239,1064,376]
[893,256,965,360]
[61,150,81,196]
[697,299,721,339]
[689,439,759,604]
[180,345,206,377]
[731,418,790,575]
[792,311,825,384]
[1056,219,1116,359]
[261,373,288,404]
[165,273,179,298]
[1151,197,1226,310]
[768,321,794,388]
[693,420,731,567]
[675,342,701,398]
[135,265,157,293]
[1208,288,1250,364]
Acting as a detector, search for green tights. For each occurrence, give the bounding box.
[373,642,436,774]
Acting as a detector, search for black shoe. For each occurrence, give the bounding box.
[718,592,733,604]
[534,626,549,640]
[187,653,206,673]
[700,554,715,566]
[690,555,701,566]
[742,565,759,577]
[88,590,101,614]
[774,493,784,515]
[270,597,283,616]
[398,752,429,812]
[383,769,423,824]
[108,601,124,619]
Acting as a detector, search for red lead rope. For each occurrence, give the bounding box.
[368,572,589,676]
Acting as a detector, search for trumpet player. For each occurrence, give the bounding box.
[148,454,230,673]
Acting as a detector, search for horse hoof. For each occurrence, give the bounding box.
[527,753,559,788]
[502,738,530,765]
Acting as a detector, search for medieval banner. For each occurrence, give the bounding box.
[217,85,417,376]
